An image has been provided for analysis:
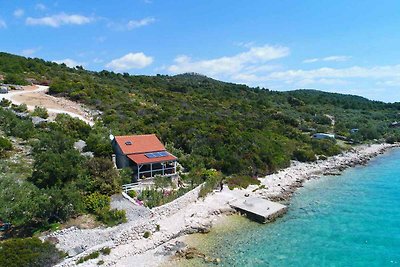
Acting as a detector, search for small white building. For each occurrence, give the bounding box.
[312,133,335,139]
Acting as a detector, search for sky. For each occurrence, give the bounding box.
[1,1,400,102]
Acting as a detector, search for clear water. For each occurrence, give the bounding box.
[186,149,400,267]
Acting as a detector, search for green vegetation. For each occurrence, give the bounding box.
[1,52,400,240]
[0,136,12,158]
[76,247,111,265]
[138,186,194,208]
[0,107,126,237]
[31,106,49,119]
[76,251,100,264]
[0,237,63,267]
[143,231,151,238]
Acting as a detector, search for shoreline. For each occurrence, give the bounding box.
[52,143,399,267]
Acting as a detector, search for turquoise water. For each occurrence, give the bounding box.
[196,149,400,267]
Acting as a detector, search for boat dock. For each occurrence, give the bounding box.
[230,196,287,223]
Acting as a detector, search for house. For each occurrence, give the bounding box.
[111,134,178,181]
[350,128,359,134]
[312,133,335,139]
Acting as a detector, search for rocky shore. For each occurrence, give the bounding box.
[49,143,398,266]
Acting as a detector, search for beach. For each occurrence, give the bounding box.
[51,143,399,266]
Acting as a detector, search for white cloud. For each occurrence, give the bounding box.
[267,65,400,80]
[13,9,25,18]
[127,17,155,30]
[168,44,289,77]
[93,58,104,64]
[302,58,319,63]
[21,47,41,57]
[106,52,153,71]
[0,19,6,29]
[108,17,156,31]
[35,3,47,11]
[303,55,351,63]
[26,13,93,27]
[54,58,84,68]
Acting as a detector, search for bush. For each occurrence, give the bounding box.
[85,157,121,195]
[0,237,63,267]
[76,251,100,264]
[0,136,12,158]
[386,136,398,144]
[31,106,49,119]
[100,247,111,255]
[96,209,127,227]
[128,190,137,198]
[83,192,110,214]
[197,169,224,198]
[12,103,28,113]
[226,175,260,190]
[0,99,11,107]
[293,148,317,162]
[143,231,151,238]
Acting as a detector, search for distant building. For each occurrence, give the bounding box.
[350,128,359,134]
[312,133,335,139]
[111,134,178,181]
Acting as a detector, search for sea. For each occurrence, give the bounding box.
[179,148,400,267]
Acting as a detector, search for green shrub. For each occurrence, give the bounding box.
[85,157,122,196]
[96,209,127,227]
[84,192,110,214]
[100,247,111,255]
[143,231,151,238]
[0,99,11,107]
[156,224,160,231]
[12,103,28,113]
[293,149,317,162]
[76,251,100,264]
[0,237,63,267]
[386,136,398,144]
[0,136,12,158]
[31,106,49,119]
[226,175,260,190]
[128,190,137,198]
[97,260,105,265]
[196,169,224,198]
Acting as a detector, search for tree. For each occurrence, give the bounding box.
[83,157,121,195]
[0,237,63,267]
[29,150,85,188]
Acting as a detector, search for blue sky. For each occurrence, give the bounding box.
[1,1,400,102]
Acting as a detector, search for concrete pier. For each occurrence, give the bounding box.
[230,196,287,223]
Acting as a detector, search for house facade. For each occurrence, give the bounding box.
[111,134,178,181]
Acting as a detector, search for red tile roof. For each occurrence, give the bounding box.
[127,152,177,165]
[115,134,166,155]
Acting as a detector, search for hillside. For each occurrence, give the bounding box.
[2,52,400,265]
[1,52,400,176]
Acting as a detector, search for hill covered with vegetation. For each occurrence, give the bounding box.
[1,52,400,175]
[2,51,400,264]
